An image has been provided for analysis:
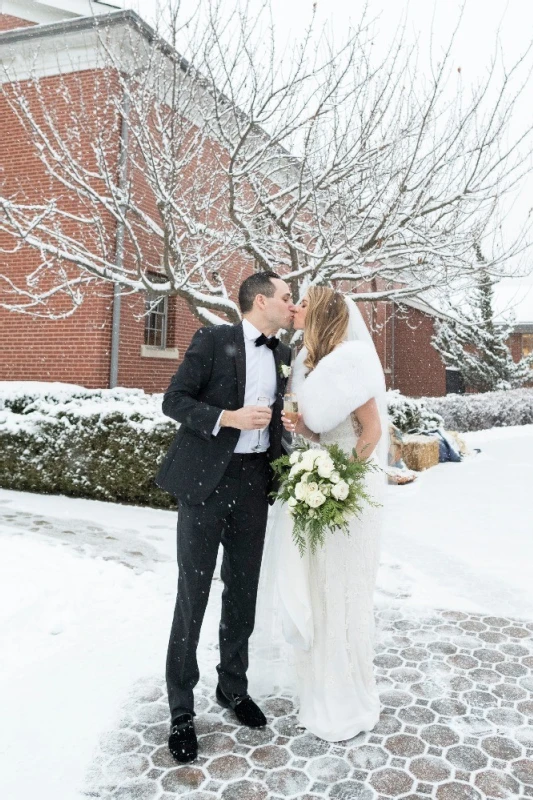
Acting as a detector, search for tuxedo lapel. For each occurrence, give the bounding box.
[234,323,246,407]
[268,342,290,463]
[273,346,284,398]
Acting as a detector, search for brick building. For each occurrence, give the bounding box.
[1,1,530,398]
[0,1,239,393]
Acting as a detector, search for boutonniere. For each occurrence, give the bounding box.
[280,364,292,379]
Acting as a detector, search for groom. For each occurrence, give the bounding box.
[156,271,293,762]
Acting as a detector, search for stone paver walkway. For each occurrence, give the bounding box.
[84,607,533,800]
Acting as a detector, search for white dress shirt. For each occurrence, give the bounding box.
[213,319,277,453]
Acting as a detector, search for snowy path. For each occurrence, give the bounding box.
[0,425,532,799]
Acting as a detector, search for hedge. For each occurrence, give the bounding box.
[2,382,532,508]
[422,387,533,432]
[0,382,177,508]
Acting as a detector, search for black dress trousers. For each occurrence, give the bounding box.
[166,452,270,718]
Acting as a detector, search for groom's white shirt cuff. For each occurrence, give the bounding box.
[212,412,224,437]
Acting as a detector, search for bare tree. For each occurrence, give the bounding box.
[1,8,245,323]
[1,0,533,323]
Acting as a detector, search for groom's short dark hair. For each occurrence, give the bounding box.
[239,271,281,313]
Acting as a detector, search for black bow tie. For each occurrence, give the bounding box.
[255,333,279,350]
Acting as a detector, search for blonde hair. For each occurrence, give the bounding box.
[304,286,349,372]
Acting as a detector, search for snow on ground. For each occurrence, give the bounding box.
[379,424,533,619]
[0,537,169,800]
[0,424,532,799]
[0,497,221,800]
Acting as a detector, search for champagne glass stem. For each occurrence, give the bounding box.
[254,395,270,451]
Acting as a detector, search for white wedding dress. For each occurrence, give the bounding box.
[293,413,384,741]
[250,332,387,742]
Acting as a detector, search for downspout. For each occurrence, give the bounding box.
[109,90,129,388]
[391,301,396,389]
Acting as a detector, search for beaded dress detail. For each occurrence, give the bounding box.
[293,413,383,741]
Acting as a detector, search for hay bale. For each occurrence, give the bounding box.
[401,434,440,471]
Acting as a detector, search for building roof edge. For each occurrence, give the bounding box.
[0,8,192,75]
[0,9,148,46]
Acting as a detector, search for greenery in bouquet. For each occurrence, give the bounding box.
[271,442,380,555]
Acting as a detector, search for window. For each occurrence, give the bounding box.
[523,334,533,366]
[144,294,168,349]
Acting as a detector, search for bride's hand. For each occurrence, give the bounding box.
[281,411,306,436]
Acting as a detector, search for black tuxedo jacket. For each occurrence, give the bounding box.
[155,322,291,505]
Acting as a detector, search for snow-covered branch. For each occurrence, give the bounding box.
[1,0,532,321]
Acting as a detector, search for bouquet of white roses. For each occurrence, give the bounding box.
[271,442,380,555]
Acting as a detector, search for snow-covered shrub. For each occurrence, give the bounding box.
[387,390,444,433]
[0,382,178,508]
[422,388,533,432]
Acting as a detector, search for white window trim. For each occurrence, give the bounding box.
[141,345,179,360]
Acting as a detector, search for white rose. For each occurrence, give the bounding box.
[294,480,309,501]
[329,471,341,484]
[300,451,317,472]
[306,481,318,494]
[331,480,349,501]
[280,364,292,378]
[289,463,304,479]
[289,451,301,465]
[287,496,297,508]
[306,490,326,508]
[316,458,335,479]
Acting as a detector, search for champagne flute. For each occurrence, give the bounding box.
[253,395,271,451]
[283,393,299,428]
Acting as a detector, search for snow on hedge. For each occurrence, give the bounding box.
[386,391,444,433]
[0,382,177,507]
[422,387,533,432]
[0,381,166,424]
[2,382,533,508]
[387,387,533,432]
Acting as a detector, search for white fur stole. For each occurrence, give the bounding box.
[292,341,384,434]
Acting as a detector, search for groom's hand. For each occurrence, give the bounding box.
[221,406,272,430]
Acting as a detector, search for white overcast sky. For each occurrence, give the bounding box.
[122,0,533,320]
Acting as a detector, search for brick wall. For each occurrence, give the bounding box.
[0,62,258,392]
[117,293,199,393]
[0,70,118,387]
[0,14,35,32]
[1,285,113,387]
[508,332,523,362]
[111,123,256,392]
[349,297,446,397]
[392,304,446,397]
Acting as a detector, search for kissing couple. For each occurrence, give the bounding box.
[156,271,387,761]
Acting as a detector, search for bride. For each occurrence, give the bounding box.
[252,286,387,742]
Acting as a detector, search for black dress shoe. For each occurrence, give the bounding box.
[168,713,197,762]
[216,684,266,728]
